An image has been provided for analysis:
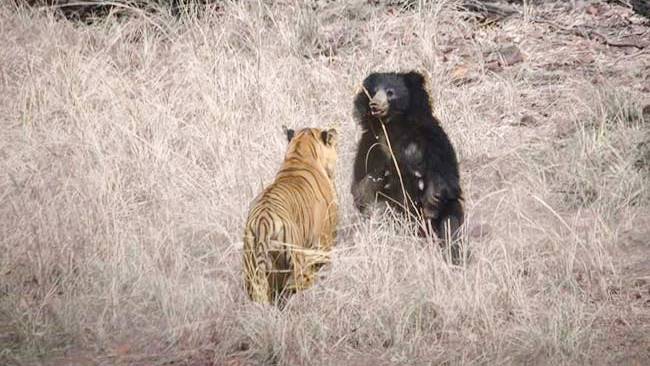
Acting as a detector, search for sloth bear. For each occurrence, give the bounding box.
[351,71,465,263]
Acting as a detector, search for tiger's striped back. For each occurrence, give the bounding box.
[243,127,338,305]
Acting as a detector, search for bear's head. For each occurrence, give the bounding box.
[354,71,431,124]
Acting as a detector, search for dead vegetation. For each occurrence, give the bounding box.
[0,1,649,365]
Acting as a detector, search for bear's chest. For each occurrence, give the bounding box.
[376,133,392,159]
[376,133,419,164]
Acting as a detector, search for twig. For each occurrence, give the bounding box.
[360,85,424,226]
[378,122,423,224]
[377,121,409,213]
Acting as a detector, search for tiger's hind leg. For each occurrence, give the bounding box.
[267,247,294,306]
[243,241,272,304]
[311,231,335,278]
[285,248,317,294]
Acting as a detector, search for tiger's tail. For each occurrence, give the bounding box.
[243,224,273,304]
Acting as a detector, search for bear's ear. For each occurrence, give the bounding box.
[282,125,295,142]
[361,73,380,96]
[404,71,425,88]
[363,72,379,85]
[321,128,338,146]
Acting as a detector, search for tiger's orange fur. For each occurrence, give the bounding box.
[243,127,338,305]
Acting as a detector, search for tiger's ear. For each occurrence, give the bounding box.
[282,125,295,142]
[321,128,338,146]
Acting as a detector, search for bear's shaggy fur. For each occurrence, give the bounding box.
[351,71,464,262]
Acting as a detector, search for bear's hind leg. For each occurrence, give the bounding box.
[436,200,465,265]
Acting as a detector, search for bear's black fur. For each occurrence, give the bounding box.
[351,71,465,262]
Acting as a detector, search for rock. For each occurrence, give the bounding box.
[451,64,477,86]
[486,45,524,67]
[585,4,603,16]
[469,223,492,239]
[462,0,520,21]
[632,278,648,288]
[519,114,538,126]
[485,60,502,72]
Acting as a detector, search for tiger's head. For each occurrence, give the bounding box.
[282,126,338,179]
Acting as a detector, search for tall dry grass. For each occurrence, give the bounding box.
[1,1,648,365]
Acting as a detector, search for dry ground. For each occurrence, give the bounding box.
[1,1,649,365]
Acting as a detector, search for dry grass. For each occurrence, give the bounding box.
[1,1,649,365]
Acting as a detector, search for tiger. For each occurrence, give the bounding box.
[243,126,338,306]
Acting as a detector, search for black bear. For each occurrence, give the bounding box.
[351,71,465,263]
